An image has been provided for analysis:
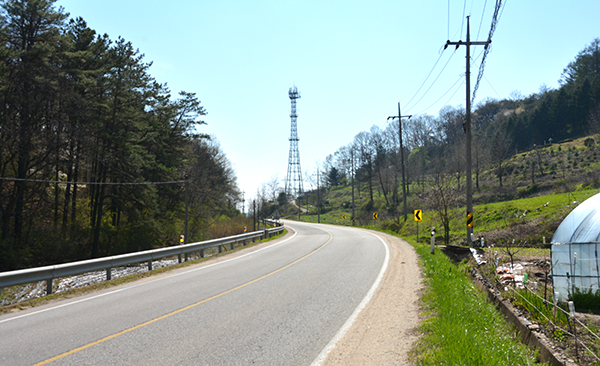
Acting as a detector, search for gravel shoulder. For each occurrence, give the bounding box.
[322,229,423,366]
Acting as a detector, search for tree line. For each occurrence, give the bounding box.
[0,0,241,271]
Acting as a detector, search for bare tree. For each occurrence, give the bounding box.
[354,131,374,205]
[502,240,521,288]
[450,135,465,190]
[489,127,513,187]
[405,114,437,150]
[265,174,282,202]
[472,132,487,191]
[427,172,456,245]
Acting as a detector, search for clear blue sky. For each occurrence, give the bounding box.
[56,0,599,202]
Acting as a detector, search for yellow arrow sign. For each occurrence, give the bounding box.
[414,209,422,222]
[373,212,378,220]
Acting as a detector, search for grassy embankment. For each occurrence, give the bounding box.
[407,235,541,364]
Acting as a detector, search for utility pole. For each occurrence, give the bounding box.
[445,16,491,244]
[387,103,412,222]
[351,152,355,226]
[317,166,321,224]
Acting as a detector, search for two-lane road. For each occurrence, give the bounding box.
[0,221,389,365]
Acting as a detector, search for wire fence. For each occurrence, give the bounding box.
[507,284,600,362]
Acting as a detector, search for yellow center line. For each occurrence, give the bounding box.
[34,230,332,366]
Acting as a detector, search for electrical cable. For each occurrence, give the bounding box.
[404,50,447,110]
[471,0,503,106]
[0,176,187,185]
[448,0,450,40]
[460,0,467,39]
[484,75,502,99]
[406,49,457,112]
[476,0,488,41]
[411,75,464,116]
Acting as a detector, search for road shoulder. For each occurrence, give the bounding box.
[322,230,423,366]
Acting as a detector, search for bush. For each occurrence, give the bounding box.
[517,184,539,198]
[569,287,600,311]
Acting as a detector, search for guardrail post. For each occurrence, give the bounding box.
[218,245,223,254]
[230,241,234,250]
[200,249,205,258]
[147,261,153,271]
[106,268,112,281]
[46,279,53,295]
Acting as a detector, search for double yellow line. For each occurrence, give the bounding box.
[35,230,332,365]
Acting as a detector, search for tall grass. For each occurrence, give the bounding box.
[410,239,540,365]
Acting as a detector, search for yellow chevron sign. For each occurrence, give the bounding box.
[414,209,422,222]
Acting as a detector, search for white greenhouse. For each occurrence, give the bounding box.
[551,192,600,302]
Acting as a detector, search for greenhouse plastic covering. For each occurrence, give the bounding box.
[551,192,600,302]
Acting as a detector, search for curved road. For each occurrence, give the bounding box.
[0,221,389,366]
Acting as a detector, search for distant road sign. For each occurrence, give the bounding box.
[373,212,378,220]
[342,215,347,219]
[414,209,422,222]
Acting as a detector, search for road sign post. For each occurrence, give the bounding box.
[414,209,422,243]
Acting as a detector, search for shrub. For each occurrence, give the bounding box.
[569,287,600,311]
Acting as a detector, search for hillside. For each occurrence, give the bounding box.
[278,135,600,247]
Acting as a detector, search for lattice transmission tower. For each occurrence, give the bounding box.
[285,86,303,198]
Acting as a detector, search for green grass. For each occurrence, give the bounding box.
[511,287,569,330]
[408,238,542,365]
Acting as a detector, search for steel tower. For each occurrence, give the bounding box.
[285,86,303,198]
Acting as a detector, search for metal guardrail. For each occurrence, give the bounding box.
[0,225,284,296]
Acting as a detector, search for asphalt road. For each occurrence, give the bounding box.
[0,221,389,366]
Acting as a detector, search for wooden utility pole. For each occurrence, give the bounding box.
[387,103,412,221]
[445,16,490,244]
[317,166,321,224]
[351,150,355,226]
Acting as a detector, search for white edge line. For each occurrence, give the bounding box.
[310,230,391,366]
[0,227,298,324]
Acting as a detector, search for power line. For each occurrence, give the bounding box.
[476,0,488,40]
[471,0,504,105]
[412,75,464,116]
[460,0,467,38]
[406,49,457,112]
[484,74,501,99]
[447,0,450,39]
[404,50,447,110]
[0,177,187,185]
